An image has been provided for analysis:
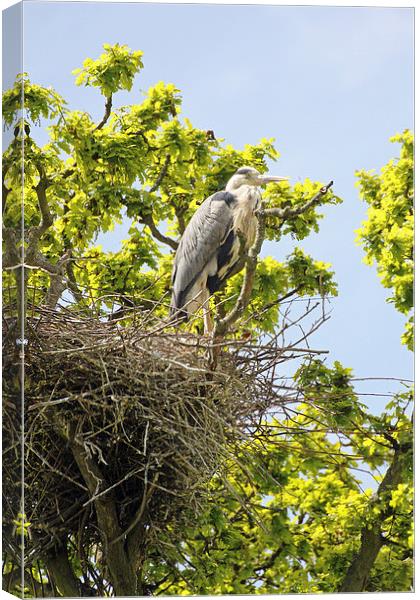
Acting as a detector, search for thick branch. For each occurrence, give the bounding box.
[339,441,412,592]
[215,212,266,336]
[2,227,21,268]
[34,175,54,233]
[26,167,54,254]
[65,425,138,596]
[94,95,113,131]
[43,544,83,597]
[141,213,178,250]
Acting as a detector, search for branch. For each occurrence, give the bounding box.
[215,212,266,336]
[149,154,171,193]
[115,470,159,570]
[34,175,54,231]
[27,166,54,253]
[257,286,303,315]
[137,155,179,250]
[43,544,83,597]
[339,441,412,592]
[64,423,138,596]
[94,95,113,131]
[2,172,10,215]
[2,227,21,268]
[141,213,178,250]
[66,260,85,304]
[214,182,334,337]
[258,180,334,221]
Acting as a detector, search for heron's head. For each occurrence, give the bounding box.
[226,166,288,192]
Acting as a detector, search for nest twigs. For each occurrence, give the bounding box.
[2,294,329,595]
[2,307,271,560]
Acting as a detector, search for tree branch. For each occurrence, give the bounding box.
[141,213,178,250]
[43,544,84,597]
[66,260,85,304]
[215,213,266,336]
[149,154,171,193]
[214,182,334,338]
[258,180,334,221]
[64,423,138,596]
[2,178,10,215]
[94,95,113,131]
[2,227,21,268]
[137,155,179,250]
[26,166,54,256]
[339,441,412,592]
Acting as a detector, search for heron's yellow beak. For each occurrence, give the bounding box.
[258,175,289,185]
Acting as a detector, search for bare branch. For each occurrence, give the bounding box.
[94,95,113,131]
[149,154,171,193]
[215,211,266,336]
[141,213,178,250]
[137,155,180,250]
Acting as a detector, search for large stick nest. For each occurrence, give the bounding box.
[3,305,294,562]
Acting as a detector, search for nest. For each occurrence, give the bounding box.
[2,304,293,563]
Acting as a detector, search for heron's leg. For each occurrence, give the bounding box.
[202,290,213,335]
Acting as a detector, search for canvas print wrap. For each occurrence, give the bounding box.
[2,1,413,596]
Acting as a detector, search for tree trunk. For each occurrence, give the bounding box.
[339,443,411,591]
[44,545,82,597]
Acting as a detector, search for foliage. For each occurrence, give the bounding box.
[2,42,339,330]
[355,130,414,350]
[2,44,413,596]
[142,369,412,595]
[73,43,144,96]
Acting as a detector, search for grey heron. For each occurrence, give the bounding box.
[170,166,288,333]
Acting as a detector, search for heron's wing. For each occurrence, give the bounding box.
[171,191,235,309]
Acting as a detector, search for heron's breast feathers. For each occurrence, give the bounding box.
[231,185,260,249]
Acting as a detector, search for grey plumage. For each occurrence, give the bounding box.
[170,166,288,332]
[171,191,234,314]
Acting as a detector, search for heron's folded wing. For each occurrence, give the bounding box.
[171,192,235,302]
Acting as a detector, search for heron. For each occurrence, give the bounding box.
[170,166,288,333]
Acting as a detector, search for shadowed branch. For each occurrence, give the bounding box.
[214,181,334,337]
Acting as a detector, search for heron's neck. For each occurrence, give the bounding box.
[226,181,253,194]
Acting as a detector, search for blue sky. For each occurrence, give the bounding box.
[17,1,414,397]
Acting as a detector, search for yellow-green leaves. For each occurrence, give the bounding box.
[263,178,342,241]
[2,73,65,127]
[73,43,144,96]
[217,250,337,334]
[287,247,338,297]
[13,513,31,538]
[356,130,413,350]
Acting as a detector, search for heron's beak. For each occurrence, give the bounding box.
[258,175,289,185]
